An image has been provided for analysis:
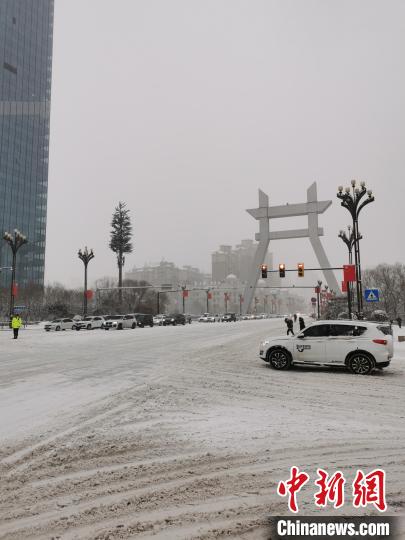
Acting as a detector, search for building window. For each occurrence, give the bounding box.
[3,62,17,74]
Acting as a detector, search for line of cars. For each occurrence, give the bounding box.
[198,313,237,322]
[44,313,154,331]
[44,313,192,331]
[197,312,283,322]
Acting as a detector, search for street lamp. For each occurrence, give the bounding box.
[3,229,28,316]
[78,247,94,318]
[337,180,374,318]
[338,225,360,319]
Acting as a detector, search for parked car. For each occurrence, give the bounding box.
[221,313,237,322]
[104,314,137,330]
[199,313,216,323]
[153,314,166,326]
[45,318,76,331]
[163,313,186,326]
[75,316,105,330]
[260,320,394,375]
[131,313,154,328]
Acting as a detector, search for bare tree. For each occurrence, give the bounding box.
[363,263,405,319]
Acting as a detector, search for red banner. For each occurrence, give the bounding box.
[182,290,189,298]
[342,281,348,293]
[343,264,356,282]
[207,292,212,300]
[11,283,18,297]
[315,286,320,294]
[85,290,93,299]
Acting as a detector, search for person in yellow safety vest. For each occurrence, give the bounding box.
[11,314,22,339]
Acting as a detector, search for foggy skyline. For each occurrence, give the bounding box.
[46,0,405,288]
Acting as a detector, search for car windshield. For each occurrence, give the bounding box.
[107,315,123,320]
[83,317,92,321]
[52,319,61,323]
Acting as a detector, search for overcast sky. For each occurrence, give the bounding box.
[46,0,405,289]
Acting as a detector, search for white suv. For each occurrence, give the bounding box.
[260,320,394,375]
[75,316,105,330]
[104,314,137,330]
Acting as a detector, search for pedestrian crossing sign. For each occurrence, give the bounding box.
[365,289,379,302]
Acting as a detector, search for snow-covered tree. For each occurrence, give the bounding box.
[109,202,133,306]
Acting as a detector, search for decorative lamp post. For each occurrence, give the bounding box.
[338,225,359,319]
[78,247,94,318]
[337,181,374,318]
[3,229,28,317]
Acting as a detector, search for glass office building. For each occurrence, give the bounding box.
[0,0,54,287]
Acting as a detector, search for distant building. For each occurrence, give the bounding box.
[0,1,54,287]
[211,239,278,285]
[125,260,210,288]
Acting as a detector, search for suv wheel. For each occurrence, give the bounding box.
[56,325,61,331]
[349,353,374,375]
[87,324,92,330]
[268,348,291,370]
[118,323,123,330]
[131,322,136,329]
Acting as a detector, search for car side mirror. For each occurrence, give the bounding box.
[297,334,305,339]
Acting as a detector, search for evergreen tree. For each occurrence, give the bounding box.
[109,202,133,305]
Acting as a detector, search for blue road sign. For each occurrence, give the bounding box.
[365,289,379,302]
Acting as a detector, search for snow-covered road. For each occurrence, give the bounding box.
[0,320,404,539]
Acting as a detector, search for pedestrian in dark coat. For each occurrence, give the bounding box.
[299,316,305,330]
[285,317,294,336]
[397,317,402,328]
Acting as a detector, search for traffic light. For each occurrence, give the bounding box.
[261,264,268,278]
[279,263,286,278]
[298,263,304,277]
